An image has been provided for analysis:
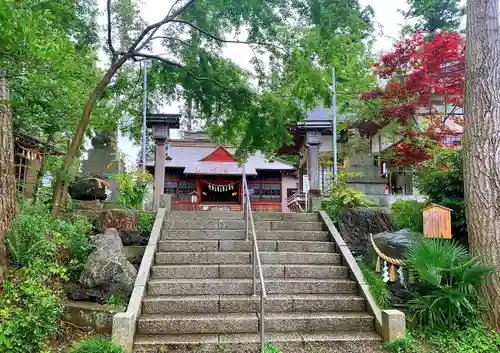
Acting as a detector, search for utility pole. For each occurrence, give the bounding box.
[141,60,149,171]
[331,66,338,178]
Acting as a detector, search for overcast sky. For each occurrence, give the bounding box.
[97,0,412,166]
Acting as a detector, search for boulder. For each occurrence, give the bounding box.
[69,177,108,201]
[337,207,395,257]
[100,209,147,245]
[78,228,137,300]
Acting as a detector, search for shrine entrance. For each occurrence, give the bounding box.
[200,180,240,205]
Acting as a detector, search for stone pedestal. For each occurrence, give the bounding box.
[306,130,322,192]
[382,309,406,342]
[308,189,322,212]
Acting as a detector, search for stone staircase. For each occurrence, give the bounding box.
[132,211,383,353]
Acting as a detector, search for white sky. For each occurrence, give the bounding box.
[97,0,411,166]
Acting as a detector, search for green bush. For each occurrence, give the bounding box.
[70,338,124,353]
[357,258,391,309]
[384,334,424,353]
[413,323,500,353]
[415,148,465,236]
[322,172,375,221]
[390,200,426,232]
[110,170,152,209]
[0,267,63,353]
[6,203,93,279]
[263,343,283,353]
[138,211,155,237]
[405,237,493,328]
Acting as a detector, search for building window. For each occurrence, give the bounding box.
[248,182,281,202]
[164,181,196,200]
[287,188,298,198]
[165,181,178,196]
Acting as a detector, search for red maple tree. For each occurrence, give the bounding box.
[362,31,465,165]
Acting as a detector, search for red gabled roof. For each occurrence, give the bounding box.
[199,146,237,162]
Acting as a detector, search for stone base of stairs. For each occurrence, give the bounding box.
[133,332,384,353]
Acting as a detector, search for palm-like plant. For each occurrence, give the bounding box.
[405,237,493,328]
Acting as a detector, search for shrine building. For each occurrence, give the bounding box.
[148,131,298,212]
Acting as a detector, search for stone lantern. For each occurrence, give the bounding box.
[146,113,180,210]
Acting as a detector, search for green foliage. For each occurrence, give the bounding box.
[413,324,500,353]
[390,200,426,232]
[415,148,465,236]
[405,237,493,328]
[0,267,63,353]
[406,0,463,33]
[322,172,375,221]
[357,258,391,309]
[107,293,128,308]
[110,170,153,210]
[6,203,93,279]
[70,338,124,353]
[384,334,424,353]
[138,211,155,237]
[263,343,283,353]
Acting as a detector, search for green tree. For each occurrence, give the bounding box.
[406,0,464,33]
[51,0,376,216]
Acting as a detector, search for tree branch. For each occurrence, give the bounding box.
[132,52,227,89]
[106,0,117,60]
[170,19,286,52]
[129,0,196,52]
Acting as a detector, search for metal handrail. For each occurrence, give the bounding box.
[242,167,267,352]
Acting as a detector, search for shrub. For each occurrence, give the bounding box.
[0,267,63,353]
[384,334,424,353]
[110,170,152,209]
[390,200,426,232]
[413,323,500,353]
[414,148,465,236]
[322,172,375,221]
[138,211,155,237]
[263,343,283,353]
[70,338,124,353]
[405,237,493,328]
[357,258,391,308]
[6,203,93,280]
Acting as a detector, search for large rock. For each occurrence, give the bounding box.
[337,207,395,257]
[78,228,137,300]
[69,177,108,201]
[100,209,148,245]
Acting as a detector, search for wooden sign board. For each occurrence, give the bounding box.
[423,204,452,239]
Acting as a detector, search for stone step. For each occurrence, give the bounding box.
[151,264,348,279]
[163,219,324,231]
[157,240,335,253]
[259,252,341,265]
[155,252,250,265]
[142,294,365,315]
[147,278,357,296]
[263,312,374,333]
[137,313,258,335]
[133,332,383,353]
[167,211,243,220]
[136,311,373,335]
[161,229,329,241]
[253,212,319,222]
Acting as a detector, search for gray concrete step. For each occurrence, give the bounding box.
[161,229,330,241]
[150,264,348,279]
[163,219,324,231]
[141,294,365,314]
[157,239,335,253]
[253,212,320,222]
[147,278,357,296]
[263,312,374,333]
[133,331,383,353]
[167,211,243,220]
[137,312,258,335]
[259,252,340,265]
[155,252,250,265]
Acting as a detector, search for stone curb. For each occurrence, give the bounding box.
[112,208,166,352]
[319,211,401,338]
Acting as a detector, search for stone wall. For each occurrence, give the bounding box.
[64,301,125,333]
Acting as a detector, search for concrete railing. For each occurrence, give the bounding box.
[112,208,166,352]
[318,211,406,342]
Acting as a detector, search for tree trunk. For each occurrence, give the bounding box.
[463,0,500,329]
[51,55,129,218]
[0,77,18,283]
